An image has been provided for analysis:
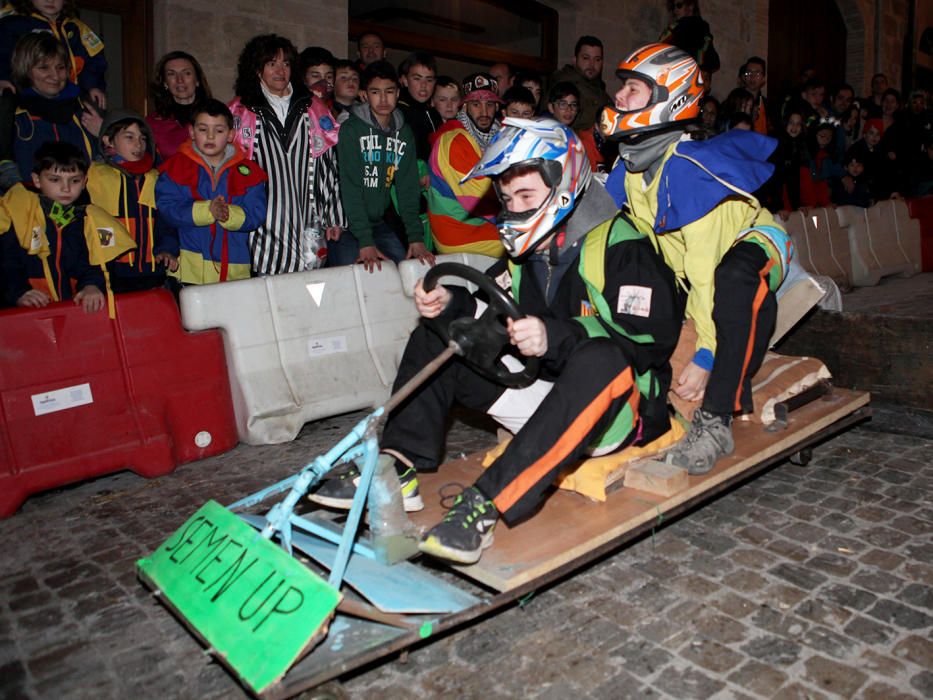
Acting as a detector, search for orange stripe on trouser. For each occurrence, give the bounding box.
[734,257,776,411]
[493,367,638,514]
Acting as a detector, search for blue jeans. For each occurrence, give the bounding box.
[326,221,408,267]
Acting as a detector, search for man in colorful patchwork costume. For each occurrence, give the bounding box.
[601,43,793,475]
[311,117,682,564]
[426,72,505,256]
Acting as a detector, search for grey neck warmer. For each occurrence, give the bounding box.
[561,179,619,251]
[618,130,684,184]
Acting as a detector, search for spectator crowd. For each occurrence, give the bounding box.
[0,0,930,311]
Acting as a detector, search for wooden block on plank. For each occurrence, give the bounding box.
[623,460,689,496]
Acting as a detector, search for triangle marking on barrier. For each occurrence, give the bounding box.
[306,282,326,307]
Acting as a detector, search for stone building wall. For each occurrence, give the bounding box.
[153,0,348,101]
[538,0,771,101]
[154,0,912,104]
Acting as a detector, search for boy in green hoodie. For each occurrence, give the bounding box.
[332,60,434,272]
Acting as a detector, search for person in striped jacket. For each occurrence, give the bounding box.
[229,34,346,275]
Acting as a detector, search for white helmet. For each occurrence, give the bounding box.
[464,117,591,258]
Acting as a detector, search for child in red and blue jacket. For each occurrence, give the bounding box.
[0,0,107,107]
[87,110,179,293]
[155,99,266,285]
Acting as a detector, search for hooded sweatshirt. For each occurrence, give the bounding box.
[0,186,103,305]
[86,110,178,281]
[0,182,136,314]
[606,129,785,364]
[336,102,422,249]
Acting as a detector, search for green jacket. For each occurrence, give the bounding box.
[336,103,423,249]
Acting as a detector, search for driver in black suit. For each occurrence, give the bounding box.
[310,117,682,564]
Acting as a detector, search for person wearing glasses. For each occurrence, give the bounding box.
[548,81,603,172]
[658,0,720,89]
[546,82,580,128]
[738,57,771,136]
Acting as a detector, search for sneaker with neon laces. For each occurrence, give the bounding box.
[308,462,424,512]
[418,486,498,564]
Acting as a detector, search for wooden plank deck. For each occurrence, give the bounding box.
[265,387,870,698]
[409,388,870,592]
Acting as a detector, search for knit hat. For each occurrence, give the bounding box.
[462,73,502,102]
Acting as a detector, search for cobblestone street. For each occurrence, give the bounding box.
[1,403,931,699]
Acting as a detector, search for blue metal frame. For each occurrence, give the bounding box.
[224,339,459,594]
[226,407,386,589]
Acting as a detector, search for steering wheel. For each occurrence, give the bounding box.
[422,262,540,388]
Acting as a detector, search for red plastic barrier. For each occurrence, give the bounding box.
[906,196,933,272]
[0,289,238,517]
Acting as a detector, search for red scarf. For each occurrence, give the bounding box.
[119,153,155,174]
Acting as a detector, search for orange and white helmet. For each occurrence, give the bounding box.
[599,43,704,139]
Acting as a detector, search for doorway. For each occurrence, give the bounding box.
[767,0,847,103]
[76,0,153,113]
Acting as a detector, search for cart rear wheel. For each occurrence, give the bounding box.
[789,448,813,466]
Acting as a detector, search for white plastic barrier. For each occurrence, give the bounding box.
[865,200,922,280]
[176,244,833,445]
[180,266,419,445]
[836,205,886,286]
[836,202,921,286]
[777,209,852,290]
[398,253,500,297]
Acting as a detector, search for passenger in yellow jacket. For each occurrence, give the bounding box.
[602,43,793,475]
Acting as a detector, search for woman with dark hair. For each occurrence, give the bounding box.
[229,34,346,275]
[146,51,212,160]
[774,111,808,213]
[719,87,754,132]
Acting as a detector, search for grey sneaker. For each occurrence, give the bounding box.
[308,463,424,512]
[419,486,498,564]
[665,408,734,475]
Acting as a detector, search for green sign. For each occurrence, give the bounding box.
[137,501,341,695]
